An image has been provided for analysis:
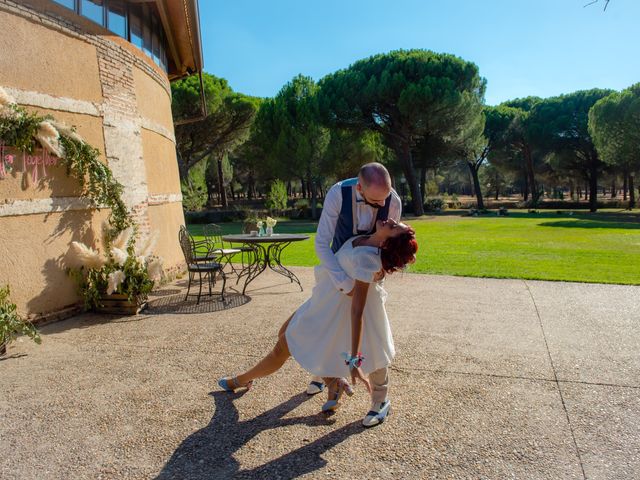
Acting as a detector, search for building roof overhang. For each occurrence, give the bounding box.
[150,0,203,81]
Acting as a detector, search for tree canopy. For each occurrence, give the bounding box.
[528,88,614,211]
[589,83,640,207]
[318,49,486,215]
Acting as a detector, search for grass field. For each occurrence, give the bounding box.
[189,209,640,285]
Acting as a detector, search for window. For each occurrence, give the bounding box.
[129,5,143,49]
[152,15,161,66]
[107,0,127,38]
[141,5,153,57]
[51,0,168,73]
[80,0,105,26]
[53,0,76,9]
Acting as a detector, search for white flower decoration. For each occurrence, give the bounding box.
[111,247,128,266]
[106,270,126,295]
[69,241,106,270]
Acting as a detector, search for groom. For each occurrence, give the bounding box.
[307,162,401,425]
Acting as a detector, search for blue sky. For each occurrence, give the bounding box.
[199,0,639,105]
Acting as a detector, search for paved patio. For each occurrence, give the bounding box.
[1,269,639,479]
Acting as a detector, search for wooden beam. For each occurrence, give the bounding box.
[153,0,184,76]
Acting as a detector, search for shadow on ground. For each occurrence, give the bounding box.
[156,391,363,479]
[147,291,251,315]
[538,220,640,229]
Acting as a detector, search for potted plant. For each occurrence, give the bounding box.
[242,210,260,234]
[0,285,41,357]
[68,225,163,315]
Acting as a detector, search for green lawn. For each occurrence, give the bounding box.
[189,210,640,285]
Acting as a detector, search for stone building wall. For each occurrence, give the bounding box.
[0,0,186,320]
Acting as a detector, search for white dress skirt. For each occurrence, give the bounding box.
[285,236,395,378]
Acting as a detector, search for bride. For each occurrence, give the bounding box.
[219,219,418,428]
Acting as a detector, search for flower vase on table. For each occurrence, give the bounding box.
[265,217,277,236]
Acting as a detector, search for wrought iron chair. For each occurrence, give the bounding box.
[178,226,226,304]
[202,223,247,275]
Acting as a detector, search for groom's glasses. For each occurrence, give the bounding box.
[360,191,387,209]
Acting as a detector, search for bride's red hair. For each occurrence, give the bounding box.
[380,232,418,273]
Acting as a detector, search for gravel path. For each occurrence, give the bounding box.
[1,269,639,479]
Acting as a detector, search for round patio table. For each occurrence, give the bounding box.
[222,233,310,294]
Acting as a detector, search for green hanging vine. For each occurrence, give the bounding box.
[0,87,131,233]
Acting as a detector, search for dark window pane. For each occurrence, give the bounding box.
[107,0,127,38]
[53,0,75,9]
[80,0,104,25]
[152,15,161,65]
[129,5,143,48]
[141,5,152,56]
[160,39,168,72]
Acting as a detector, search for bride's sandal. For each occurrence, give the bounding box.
[321,378,353,413]
[218,376,253,392]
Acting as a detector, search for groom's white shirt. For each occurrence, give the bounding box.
[315,180,402,294]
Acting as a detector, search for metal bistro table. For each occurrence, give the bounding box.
[222,233,310,294]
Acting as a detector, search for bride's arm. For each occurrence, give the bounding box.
[350,280,370,355]
[350,280,372,391]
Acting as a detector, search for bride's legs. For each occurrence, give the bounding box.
[233,312,294,386]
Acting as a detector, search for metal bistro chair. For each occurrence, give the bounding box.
[202,223,247,276]
[178,226,226,304]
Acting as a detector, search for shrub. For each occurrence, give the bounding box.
[424,198,447,212]
[1,285,41,355]
[265,179,288,211]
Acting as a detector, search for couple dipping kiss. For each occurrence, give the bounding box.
[219,163,418,428]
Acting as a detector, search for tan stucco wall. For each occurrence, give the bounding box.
[0,9,102,102]
[134,66,174,131]
[0,210,109,316]
[147,202,186,270]
[0,3,186,319]
[141,129,181,195]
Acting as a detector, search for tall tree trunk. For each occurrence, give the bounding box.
[393,140,424,216]
[623,171,628,201]
[467,161,484,210]
[522,145,538,204]
[247,175,254,200]
[176,150,189,182]
[300,178,307,199]
[522,171,529,201]
[629,175,636,209]
[588,167,598,213]
[216,154,228,208]
[308,171,318,219]
[611,179,616,198]
[419,166,427,203]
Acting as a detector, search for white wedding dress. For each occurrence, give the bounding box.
[285,236,395,378]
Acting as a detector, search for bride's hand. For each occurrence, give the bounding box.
[351,367,371,393]
[373,270,385,282]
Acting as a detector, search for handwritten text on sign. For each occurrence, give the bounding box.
[0,142,59,186]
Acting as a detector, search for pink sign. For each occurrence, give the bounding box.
[0,142,58,185]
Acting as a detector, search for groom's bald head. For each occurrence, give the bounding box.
[358,162,391,189]
[357,163,392,208]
